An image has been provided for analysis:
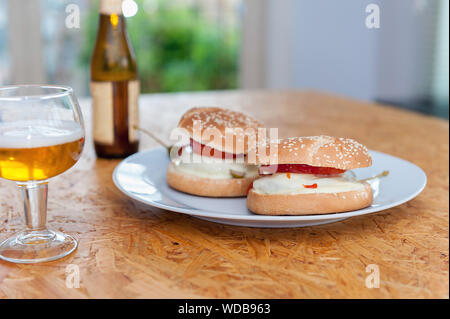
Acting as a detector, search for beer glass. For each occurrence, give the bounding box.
[0,85,85,263]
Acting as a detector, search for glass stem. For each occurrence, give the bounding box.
[18,183,48,231]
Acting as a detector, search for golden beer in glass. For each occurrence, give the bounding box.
[0,124,84,181]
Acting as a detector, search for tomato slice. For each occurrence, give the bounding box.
[246,181,254,195]
[259,164,346,175]
[178,138,244,160]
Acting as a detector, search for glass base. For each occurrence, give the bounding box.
[0,229,77,264]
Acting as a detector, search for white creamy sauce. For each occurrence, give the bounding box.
[252,173,365,195]
[172,151,258,179]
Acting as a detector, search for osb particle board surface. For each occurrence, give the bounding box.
[0,90,448,298]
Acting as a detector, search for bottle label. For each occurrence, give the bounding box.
[90,80,140,145]
[128,80,140,142]
[91,81,114,145]
[99,0,123,15]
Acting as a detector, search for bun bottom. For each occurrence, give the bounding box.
[247,184,373,215]
[167,163,255,197]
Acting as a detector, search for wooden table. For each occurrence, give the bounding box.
[0,90,448,299]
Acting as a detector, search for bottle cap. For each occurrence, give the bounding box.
[99,0,123,15]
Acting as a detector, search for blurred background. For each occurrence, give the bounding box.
[0,0,448,119]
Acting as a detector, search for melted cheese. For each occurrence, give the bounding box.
[252,173,365,194]
[172,152,258,179]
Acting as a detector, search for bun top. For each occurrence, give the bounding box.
[252,136,372,170]
[177,107,263,154]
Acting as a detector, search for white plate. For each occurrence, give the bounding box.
[113,147,426,228]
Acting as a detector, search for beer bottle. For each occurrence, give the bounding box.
[90,0,139,158]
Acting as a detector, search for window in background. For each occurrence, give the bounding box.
[241,0,449,119]
[40,0,90,96]
[432,0,449,118]
[3,0,241,96]
[0,1,10,85]
[79,0,242,95]
[4,0,447,119]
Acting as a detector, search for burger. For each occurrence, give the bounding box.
[247,136,373,215]
[167,107,263,197]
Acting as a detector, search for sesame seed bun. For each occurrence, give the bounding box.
[247,183,373,215]
[166,163,256,197]
[177,107,263,154]
[252,136,372,170]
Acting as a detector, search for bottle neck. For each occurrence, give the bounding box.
[98,0,126,33]
[91,0,136,80]
[98,13,127,34]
